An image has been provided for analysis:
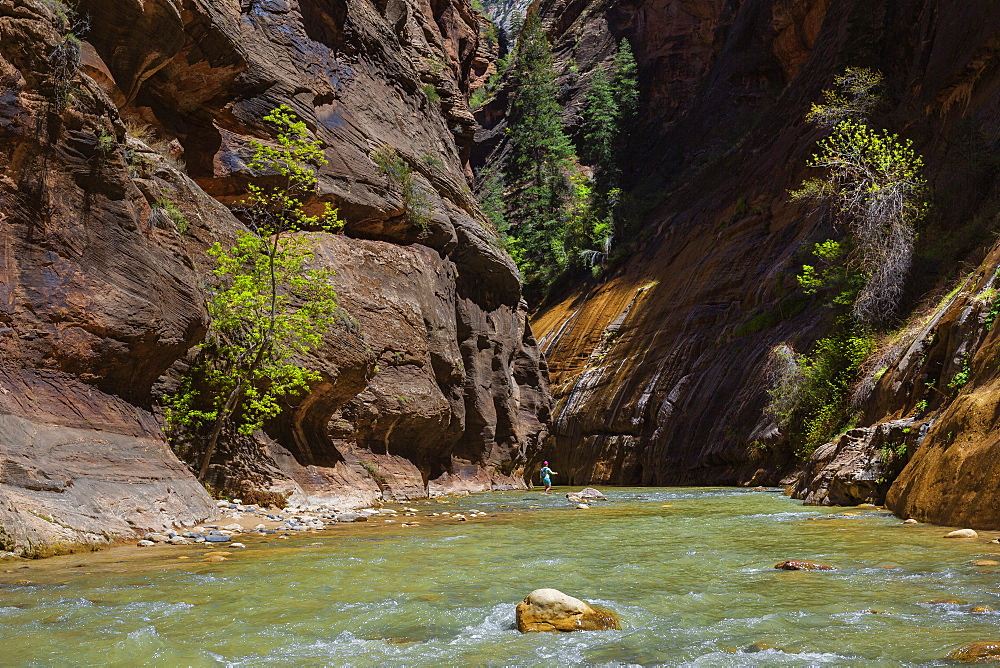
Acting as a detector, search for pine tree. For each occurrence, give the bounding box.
[504,11,575,297]
[581,67,619,191]
[612,39,639,127]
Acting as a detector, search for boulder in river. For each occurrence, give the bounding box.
[515,588,620,632]
[577,488,607,500]
[774,560,838,571]
[946,529,979,539]
[947,641,1000,662]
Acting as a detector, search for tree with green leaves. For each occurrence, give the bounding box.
[790,121,927,325]
[804,67,883,128]
[503,10,576,297]
[580,39,639,194]
[581,67,619,189]
[612,39,639,129]
[766,68,927,458]
[164,105,343,481]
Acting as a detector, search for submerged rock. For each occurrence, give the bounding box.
[947,641,1000,662]
[972,606,995,613]
[774,560,838,571]
[972,559,999,566]
[746,641,787,653]
[515,588,620,632]
[946,529,979,539]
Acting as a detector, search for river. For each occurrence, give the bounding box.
[2,487,999,665]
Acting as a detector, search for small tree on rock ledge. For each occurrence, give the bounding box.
[164,105,343,481]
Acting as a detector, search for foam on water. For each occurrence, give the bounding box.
[3,487,1000,665]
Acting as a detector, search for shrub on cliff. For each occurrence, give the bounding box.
[791,121,928,325]
[769,69,927,457]
[164,105,342,481]
[804,67,883,129]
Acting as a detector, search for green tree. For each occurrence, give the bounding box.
[476,167,507,234]
[767,68,926,458]
[575,39,639,272]
[503,10,576,297]
[165,105,342,481]
[611,39,639,130]
[580,39,639,194]
[580,67,619,190]
[790,120,927,324]
[804,67,883,128]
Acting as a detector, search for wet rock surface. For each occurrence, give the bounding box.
[947,641,1000,663]
[774,560,838,571]
[515,588,620,632]
[790,419,921,506]
[526,0,1000,498]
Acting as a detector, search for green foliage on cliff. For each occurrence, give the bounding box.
[491,18,638,299]
[501,11,578,297]
[804,67,883,128]
[581,68,618,183]
[767,69,929,456]
[372,145,433,230]
[791,67,927,326]
[580,40,639,195]
[767,240,877,456]
[476,167,507,233]
[164,105,342,480]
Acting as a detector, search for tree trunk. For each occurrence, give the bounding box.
[198,379,245,482]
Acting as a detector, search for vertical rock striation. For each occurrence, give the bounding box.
[527,0,1000,497]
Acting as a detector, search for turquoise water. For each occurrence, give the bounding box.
[2,488,1000,665]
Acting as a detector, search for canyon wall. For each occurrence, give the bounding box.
[527,0,1000,522]
[0,0,549,555]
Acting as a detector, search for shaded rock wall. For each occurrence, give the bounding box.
[529,0,1000,494]
[0,0,549,554]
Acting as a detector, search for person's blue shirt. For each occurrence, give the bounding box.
[540,466,553,481]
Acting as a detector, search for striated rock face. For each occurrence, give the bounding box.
[0,0,222,553]
[790,419,924,506]
[879,243,1000,529]
[0,0,549,553]
[529,0,1000,492]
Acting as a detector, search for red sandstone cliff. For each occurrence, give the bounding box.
[527,0,1000,532]
[0,0,549,555]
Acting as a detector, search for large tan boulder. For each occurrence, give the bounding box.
[945,529,979,539]
[515,589,620,632]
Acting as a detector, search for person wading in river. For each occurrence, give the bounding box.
[539,461,557,493]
